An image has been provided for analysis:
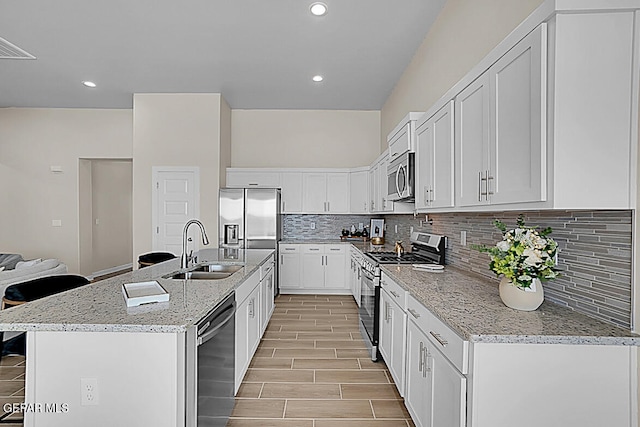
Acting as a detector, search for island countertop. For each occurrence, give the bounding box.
[381,264,640,346]
[0,248,275,333]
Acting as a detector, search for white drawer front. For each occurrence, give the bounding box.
[302,245,325,254]
[324,244,347,254]
[279,244,301,253]
[381,273,406,307]
[406,294,468,374]
[260,255,275,280]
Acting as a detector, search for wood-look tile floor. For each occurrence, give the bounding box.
[0,355,25,426]
[228,295,415,427]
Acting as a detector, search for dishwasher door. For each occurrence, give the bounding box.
[192,293,236,427]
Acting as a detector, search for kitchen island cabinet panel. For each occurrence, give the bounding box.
[469,343,636,427]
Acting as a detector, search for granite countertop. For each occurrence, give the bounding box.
[381,264,640,346]
[0,248,275,334]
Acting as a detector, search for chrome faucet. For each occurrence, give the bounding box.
[181,219,210,269]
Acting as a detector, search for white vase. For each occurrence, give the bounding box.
[499,277,544,311]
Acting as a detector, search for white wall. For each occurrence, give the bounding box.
[132,94,228,263]
[380,0,544,151]
[91,160,133,273]
[231,109,381,168]
[0,108,132,273]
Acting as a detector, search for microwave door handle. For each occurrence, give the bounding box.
[396,165,402,197]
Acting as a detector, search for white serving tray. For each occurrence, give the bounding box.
[122,280,170,307]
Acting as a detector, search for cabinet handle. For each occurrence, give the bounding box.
[249,298,255,318]
[248,183,259,186]
[309,248,320,251]
[327,201,330,211]
[419,341,425,373]
[429,186,433,204]
[324,255,328,265]
[282,201,286,211]
[423,347,431,376]
[487,170,494,196]
[407,308,420,318]
[384,301,389,321]
[478,171,482,202]
[429,331,448,347]
[280,255,283,265]
[390,290,400,298]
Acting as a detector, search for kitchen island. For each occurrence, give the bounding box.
[0,248,275,427]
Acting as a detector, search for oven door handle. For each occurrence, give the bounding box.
[198,302,236,346]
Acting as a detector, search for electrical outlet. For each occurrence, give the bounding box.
[310,222,316,230]
[394,224,398,233]
[358,223,363,230]
[81,378,99,406]
[461,231,467,246]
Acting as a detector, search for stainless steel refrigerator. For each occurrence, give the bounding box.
[219,188,282,292]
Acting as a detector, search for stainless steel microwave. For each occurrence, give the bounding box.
[387,152,415,202]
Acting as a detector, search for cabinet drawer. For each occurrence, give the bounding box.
[406,294,468,374]
[260,255,275,280]
[236,269,261,304]
[279,244,300,253]
[324,245,347,254]
[302,245,325,254]
[380,273,406,307]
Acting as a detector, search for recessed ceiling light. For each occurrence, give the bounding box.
[312,75,324,82]
[310,2,328,16]
[82,81,97,88]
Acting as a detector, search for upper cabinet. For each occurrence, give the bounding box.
[416,101,455,210]
[302,172,349,214]
[226,170,281,188]
[388,112,423,163]
[349,168,369,214]
[455,24,546,208]
[280,171,303,213]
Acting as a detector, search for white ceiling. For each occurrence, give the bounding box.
[0,0,446,110]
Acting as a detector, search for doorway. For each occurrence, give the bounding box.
[79,159,133,277]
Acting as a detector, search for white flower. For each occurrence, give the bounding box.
[496,240,510,252]
[523,248,543,266]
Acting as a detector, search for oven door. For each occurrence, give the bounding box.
[359,269,380,361]
[387,152,415,202]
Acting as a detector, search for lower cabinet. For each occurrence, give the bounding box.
[279,243,349,294]
[378,277,407,396]
[235,257,275,393]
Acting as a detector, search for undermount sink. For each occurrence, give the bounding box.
[164,264,243,281]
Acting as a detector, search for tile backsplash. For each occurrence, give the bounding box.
[384,211,633,329]
[283,214,373,240]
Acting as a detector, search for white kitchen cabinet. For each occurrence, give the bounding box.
[260,255,275,334]
[235,268,262,390]
[369,162,379,212]
[226,169,281,188]
[388,112,423,162]
[279,244,301,291]
[281,244,349,294]
[455,25,545,208]
[301,245,326,289]
[369,150,398,214]
[404,292,466,427]
[349,168,369,214]
[280,171,303,213]
[415,101,454,211]
[379,274,407,396]
[302,172,349,213]
[349,246,363,306]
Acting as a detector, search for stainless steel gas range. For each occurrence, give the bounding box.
[359,231,446,361]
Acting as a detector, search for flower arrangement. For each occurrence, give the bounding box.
[473,215,559,290]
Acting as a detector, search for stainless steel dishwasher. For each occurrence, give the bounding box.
[185,293,236,427]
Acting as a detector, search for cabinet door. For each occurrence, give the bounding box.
[489,24,546,205]
[379,289,406,396]
[430,346,466,427]
[369,164,378,212]
[247,286,261,358]
[324,246,347,289]
[431,101,455,209]
[415,116,434,211]
[405,320,433,427]
[227,170,281,188]
[349,170,369,213]
[326,173,349,213]
[260,269,275,334]
[379,156,394,212]
[389,123,411,161]
[279,245,301,290]
[455,73,490,207]
[235,296,251,388]
[301,249,325,289]
[302,173,327,213]
[280,172,303,213]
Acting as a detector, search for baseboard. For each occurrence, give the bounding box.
[87,263,133,281]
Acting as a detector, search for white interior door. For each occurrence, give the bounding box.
[152,167,200,255]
